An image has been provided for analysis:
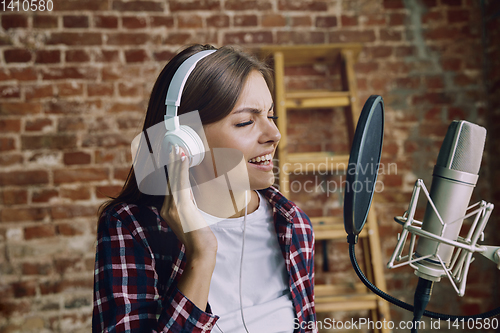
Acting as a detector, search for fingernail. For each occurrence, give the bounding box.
[181,155,186,162]
[175,144,179,155]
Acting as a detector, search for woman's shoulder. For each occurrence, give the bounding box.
[98,202,161,231]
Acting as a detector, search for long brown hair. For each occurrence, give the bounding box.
[98,44,273,218]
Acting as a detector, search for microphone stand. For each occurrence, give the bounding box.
[411,278,433,333]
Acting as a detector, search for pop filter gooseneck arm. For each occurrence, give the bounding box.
[344,96,500,331]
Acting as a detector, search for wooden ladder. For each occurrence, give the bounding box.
[259,44,391,333]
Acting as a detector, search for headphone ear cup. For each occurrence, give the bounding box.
[163,125,205,168]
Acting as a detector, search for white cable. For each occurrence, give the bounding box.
[239,190,250,333]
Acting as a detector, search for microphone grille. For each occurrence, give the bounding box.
[436,120,486,175]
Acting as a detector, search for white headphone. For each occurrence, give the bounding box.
[163,49,216,167]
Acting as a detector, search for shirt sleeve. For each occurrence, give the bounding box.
[92,209,218,333]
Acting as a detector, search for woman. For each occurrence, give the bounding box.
[93,44,316,333]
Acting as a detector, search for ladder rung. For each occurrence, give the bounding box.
[283,152,349,173]
[315,283,367,297]
[315,293,378,312]
[285,90,351,109]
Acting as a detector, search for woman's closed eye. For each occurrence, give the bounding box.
[236,116,278,127]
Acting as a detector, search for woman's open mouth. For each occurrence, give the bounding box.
[248,153,272,166]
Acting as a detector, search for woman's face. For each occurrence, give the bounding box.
[203,70,281,191]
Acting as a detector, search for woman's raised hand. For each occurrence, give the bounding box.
[160,143,218,261]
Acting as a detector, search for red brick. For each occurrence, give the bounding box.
[276,31,324,44]
[169,0,220,11]
[315,16,337,28]
[441,0,462,6]
[153,50,175,61]
[207,14,230,28]
[25,118,53,132]
[383,0,405,9]
[0,153,23,166]
[41,67,98,80]
[12,281,37,298]
[0,137,15,151]
[278,0,327,11]
[21,134,77,150]
[395,77,420,89]
[447,106,467,121]
[150,16,174,28]
[366,46,393,58]
[57,82,84,96]
[164,32,192,45]
[4,49,32,63]
[1,14,28,29]
[82,133,132,147]
[412,92,452,105]
[50,205,97,219]
[441,57,462,71]
[389,13,406,26]
[63,16,89,28]
[425,75,444,89]
[32,189,59,203]
[107,33,151,45]
[0,119,21,132]
[56,0,108,11]
[0,85,20,98]
[56,223,84,236]
[122,16,148,29]
[35,50,61,64]
[96,185,123,199]
[24,84,52,99]
[24,225,56,240]
[380,29,402,41]
[225,0,271,10]
[341,15,358,26]
[329,31,376,43]
[234,14,258,27]
[94,15,118,29]
[95,50,119,62]
[22,262,53,275]
[60,186,91,201]
[422,10,443,23]
[178,15,203,28]
[88,83,114,97]
[291,16,312,27]
[364,14,387,26]
[65,50,90,63]
[124,49,149,63]
[53,167,109,184]
[9,68,37,81]
[114,167,131,181]
[1,189,28,205]
[454,73,475,86]
[57,117,86,132]
[112,1,164,11]
[47,33,102,46]
[63,151,91,165]
[1,207,49,222]
[354,61,379,74]
[447,9,469,23]
[395,46,415,57]
[33,15,58,29]
[424,26,461,40]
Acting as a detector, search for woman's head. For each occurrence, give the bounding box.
[100,44,279,215]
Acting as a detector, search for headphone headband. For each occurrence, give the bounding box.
[164,49,216,131]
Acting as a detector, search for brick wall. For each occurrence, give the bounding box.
[0,0,498,332]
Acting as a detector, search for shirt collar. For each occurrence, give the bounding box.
[258,186,296,223]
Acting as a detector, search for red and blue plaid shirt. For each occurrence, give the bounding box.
[93,187,316,332]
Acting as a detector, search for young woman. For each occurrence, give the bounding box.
[93,44,316,333]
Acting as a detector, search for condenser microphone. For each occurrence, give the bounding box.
[414,120,487,281]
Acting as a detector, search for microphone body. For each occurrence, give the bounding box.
[414,120,486,282]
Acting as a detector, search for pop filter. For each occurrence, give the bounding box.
[344,95,384,242]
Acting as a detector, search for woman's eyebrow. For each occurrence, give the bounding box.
[232,103,274,115]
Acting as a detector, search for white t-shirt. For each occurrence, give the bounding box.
[200,191,295,333]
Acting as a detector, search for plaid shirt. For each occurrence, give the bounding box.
[93,187,316,333]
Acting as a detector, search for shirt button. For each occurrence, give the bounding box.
[204,323,212,330]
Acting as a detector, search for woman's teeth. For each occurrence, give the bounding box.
[248,154,272,165]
